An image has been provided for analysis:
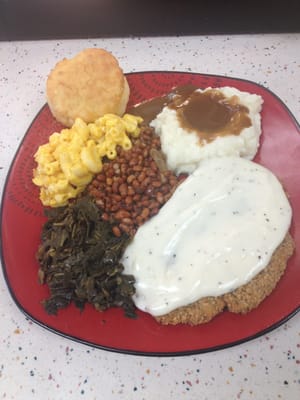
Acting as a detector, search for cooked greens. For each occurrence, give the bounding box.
[37,196,136,318]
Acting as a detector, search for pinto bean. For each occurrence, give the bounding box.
[114,209,131,220]
[112,226,122,237]
[87,126,185,237]
[140,208,150,219]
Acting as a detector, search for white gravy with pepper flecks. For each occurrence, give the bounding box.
[122,157,292,316]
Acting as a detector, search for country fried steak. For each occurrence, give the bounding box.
[156,233,294,326]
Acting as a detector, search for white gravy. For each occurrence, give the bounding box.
[122,157,292,316]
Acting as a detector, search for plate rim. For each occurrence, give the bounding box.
[1,70,300,357]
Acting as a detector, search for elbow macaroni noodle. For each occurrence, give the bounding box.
[33,113,143,207]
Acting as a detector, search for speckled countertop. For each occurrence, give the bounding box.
[0,35,300,400]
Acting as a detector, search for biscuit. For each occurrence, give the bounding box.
[46,48,130,127]
[156,233,294,326]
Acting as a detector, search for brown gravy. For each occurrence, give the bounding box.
[128,84,197,125]
[129,86,252,144]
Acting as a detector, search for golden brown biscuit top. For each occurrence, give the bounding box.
[46,48,127,127]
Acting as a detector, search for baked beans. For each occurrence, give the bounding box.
[87,126,186,236]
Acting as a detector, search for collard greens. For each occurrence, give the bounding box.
[37,196,136,318]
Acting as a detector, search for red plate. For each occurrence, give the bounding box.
[1,72,300,356]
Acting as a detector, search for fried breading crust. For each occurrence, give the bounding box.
[156,233,294,326]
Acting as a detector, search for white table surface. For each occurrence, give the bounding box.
[0,34,299,400]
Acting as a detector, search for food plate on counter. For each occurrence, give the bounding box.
[1,71,300,356]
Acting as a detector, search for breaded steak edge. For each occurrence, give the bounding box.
[156,233,295,326]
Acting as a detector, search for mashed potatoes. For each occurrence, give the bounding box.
[150,87,263,174]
